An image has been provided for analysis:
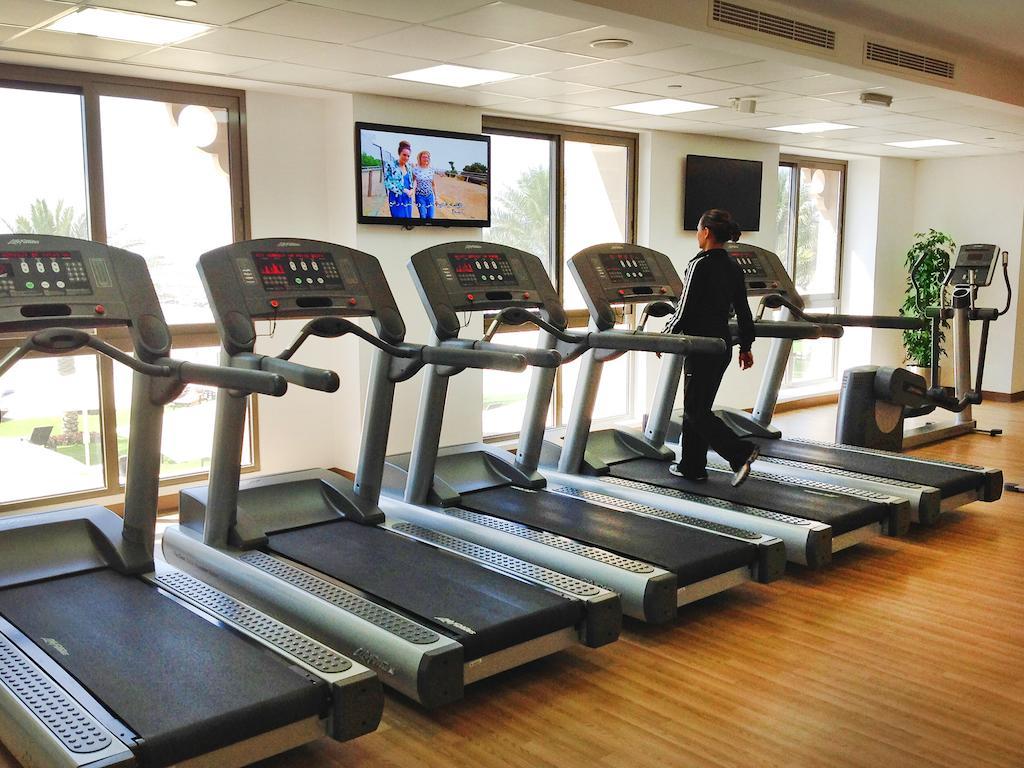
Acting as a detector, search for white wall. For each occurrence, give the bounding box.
[351,95,486,456]
[638,130,781,413]
[911,153,1024,394]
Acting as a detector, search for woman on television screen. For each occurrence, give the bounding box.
[384,140,414,219]
[413,150,438,220]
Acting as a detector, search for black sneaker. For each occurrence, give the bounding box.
[669,463,708,482]
[730,447,760,487]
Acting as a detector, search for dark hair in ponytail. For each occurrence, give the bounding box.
[698,209,742,243]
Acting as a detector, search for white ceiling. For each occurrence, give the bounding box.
[1,0,1023,159]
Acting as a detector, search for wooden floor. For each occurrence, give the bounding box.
[3,402,1023,767]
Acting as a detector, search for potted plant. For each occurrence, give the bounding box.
[900,229,955,380]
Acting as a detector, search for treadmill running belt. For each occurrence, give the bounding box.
[461,486,755,585]
[751,437,983,497]
[611,458,885,535]
[267,521,582,661]
[0,568,326,767]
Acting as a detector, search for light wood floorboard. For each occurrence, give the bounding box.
[1,401,1022,767]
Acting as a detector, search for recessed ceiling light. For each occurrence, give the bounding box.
[45,7,210,45]
[767,122,855,134]
[174,0,198,7]
[885,138,962,148]
[390,64,518,88]
[590,38,632,49]
[612,98,717,115]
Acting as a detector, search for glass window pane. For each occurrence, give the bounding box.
[481,330,554,437]
[0,354,105,505]
[114,346,252,482]
[483,134,554,270]
[563,141,628,310]
[559,326,631,424]
[793,166,842,297]
[789,305,837,386]
[776,165,793,261]
[0,87,90,238]
[100,97,234,325]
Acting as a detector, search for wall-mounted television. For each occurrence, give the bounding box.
[356,122,490,227]
[683,155,762,232]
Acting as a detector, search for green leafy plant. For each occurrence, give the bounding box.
[900,229,954,366]
[1,198,89,238]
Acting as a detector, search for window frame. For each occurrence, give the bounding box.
[777,155,848,389]
[0,63,257,515]
[481,116,638,440]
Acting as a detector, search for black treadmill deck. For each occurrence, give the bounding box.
[459,486,756,585]
[751,437,986,497]
[610,458,887,535]
[0,568,326,767]
[267,520,583,661]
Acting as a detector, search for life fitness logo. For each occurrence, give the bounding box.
[6,238,40,245]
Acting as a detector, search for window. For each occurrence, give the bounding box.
[482,119,637,439]
[777,157,846,388]
[0,65,250,513]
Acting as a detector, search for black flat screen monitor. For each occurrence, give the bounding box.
[683,155,762,232]
[356,122,490,227]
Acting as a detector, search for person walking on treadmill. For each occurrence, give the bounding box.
[667,208,759,487]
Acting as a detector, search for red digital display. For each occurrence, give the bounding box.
[1,251,74,259]
[259,262,287,276]
[0,263,10,277]
[447,252,517,287]
[251,251,344,292]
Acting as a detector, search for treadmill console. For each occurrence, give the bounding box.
[0,234,171,360]
[723,242,798,300]
[198,238,405,354]
[947,243,998,287]
[569,243,681,330]
[410,242,564,339]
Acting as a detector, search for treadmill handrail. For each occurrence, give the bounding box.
[730,319,842,340]
[0,329,287,396]
[759,293,923,331]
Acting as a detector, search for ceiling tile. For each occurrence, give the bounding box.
[752,96,837,116]
[545,61,673,87]
[531,24,686,59]
[611,115,709,131]
[2,29,152,60]
[680,85,796,106]
[230,3,405,45]
[86,0,283,26]
[842,112,938,128]
[128,47,269,74]
[555,106,636,123]
[442,89,527,106]
[618,44,760,73]
[0,0,70,28]
[237,61,368,88]
[493,99,580,116]
[287,44,435,75]
[355,25,510,58]
[762,74,880,97]
[428,2,595,44]
[343,75,463,100]
[179,28,339,60]
[299,0,489,24]
[693,60,824,84]
[472,76,595,98]
[454,44,597,75]
[0,25,26,42]
[890,96,969,114]
[548,88,640,108]
[618,73,736,98]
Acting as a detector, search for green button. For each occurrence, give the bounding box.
[25,281,34,289]
[294,277,301,284]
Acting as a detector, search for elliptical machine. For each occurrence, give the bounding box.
[836,243,1012,451]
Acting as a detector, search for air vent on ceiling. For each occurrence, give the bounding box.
[865,40,955,79]
[711,0,836,51]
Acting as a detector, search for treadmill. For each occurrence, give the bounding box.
[0,235,381,768]
[540,243,912,567]
[666,242,1003,524]
[380,241,787,624]
[162,237,621,710]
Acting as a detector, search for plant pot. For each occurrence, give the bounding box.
[907,365,931,384]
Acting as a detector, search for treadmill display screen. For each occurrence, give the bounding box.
[0,251,91,295]
[600,253,654,283]
[448,253,518,287]
[252,252,344,292]
[958,248,993,267]
[730,251,768,279]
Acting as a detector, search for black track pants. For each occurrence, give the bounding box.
[678,352,755,475]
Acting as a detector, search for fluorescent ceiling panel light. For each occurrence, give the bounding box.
[45,7,211,45]
[612,98,716,115]
[885,138,962,148]
[390,64,518,88]
[767,122,855,133]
